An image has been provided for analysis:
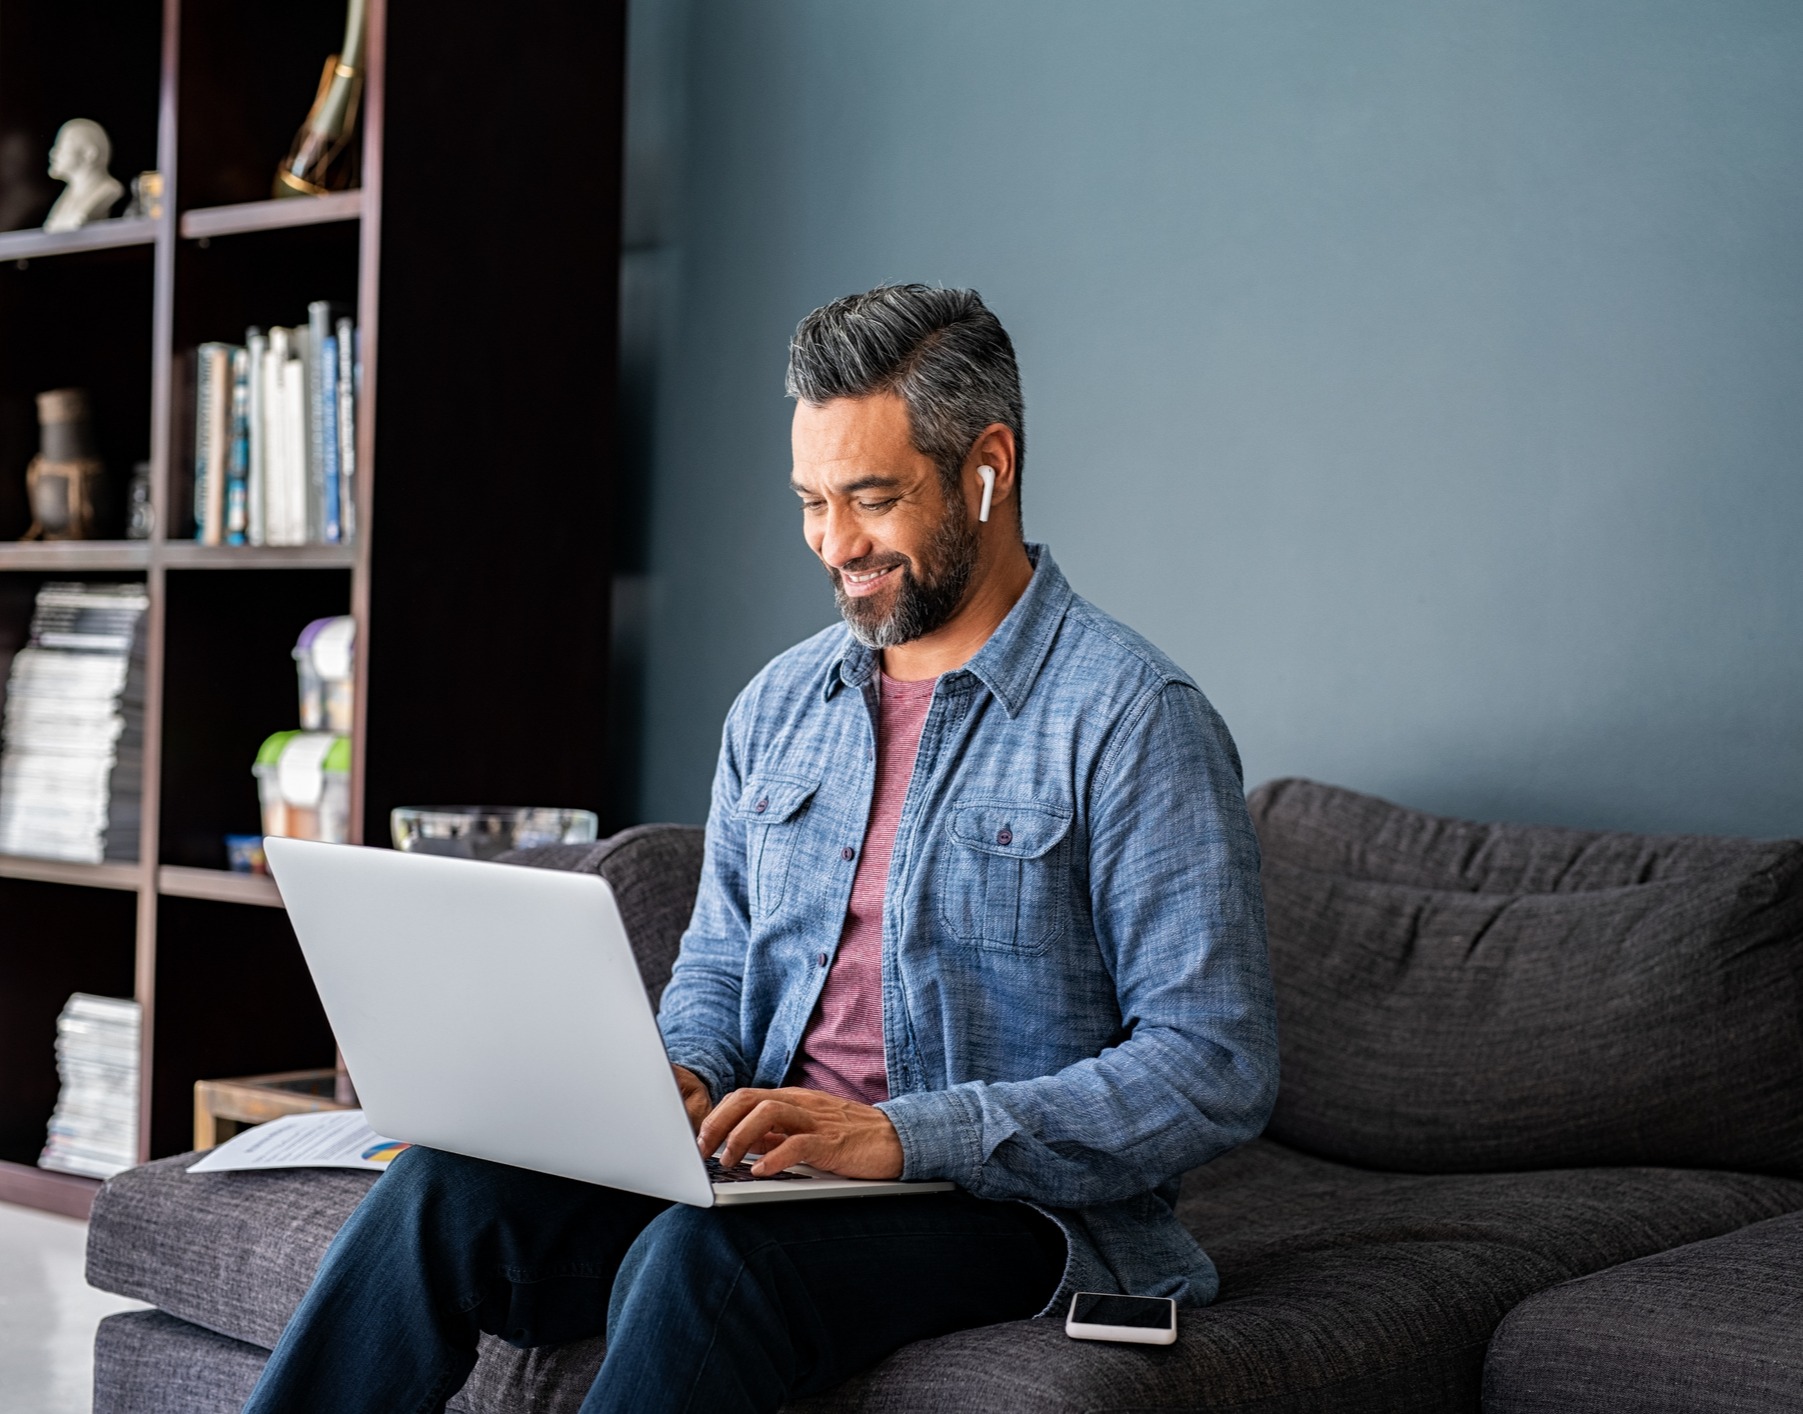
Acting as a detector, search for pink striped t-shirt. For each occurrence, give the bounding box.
[789,670,937,1104]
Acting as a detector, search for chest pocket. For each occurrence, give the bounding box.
[937,799,1073,956]
[739,776,819,918]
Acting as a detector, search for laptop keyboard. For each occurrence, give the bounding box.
[707,1156,817,1184]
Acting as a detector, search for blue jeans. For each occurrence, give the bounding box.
[240,1146,1065,1413]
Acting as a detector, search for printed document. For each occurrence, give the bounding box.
[186,1109,409,1173]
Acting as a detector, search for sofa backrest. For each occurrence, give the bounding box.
[1248,778,1803,1177]
[499,824,705,1007]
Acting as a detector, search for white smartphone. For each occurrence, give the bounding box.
[1064,1291,1178,1346]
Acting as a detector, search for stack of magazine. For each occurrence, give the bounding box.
[193,299,360,547]
[0,581,148,863]
[39,993,140,1179]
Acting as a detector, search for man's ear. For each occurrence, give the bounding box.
[966,424,1017,515]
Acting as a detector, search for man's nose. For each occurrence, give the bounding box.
[818,504,871,569]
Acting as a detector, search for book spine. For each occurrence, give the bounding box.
[204,345,231,546]
[336,316,356,544]
[264,330,290,546]
[245,330,267,546]
[307,302,334,544]
[192,348,214,542]
[225,347,250,545]
[284,347,309,546]
[320,334,341,544]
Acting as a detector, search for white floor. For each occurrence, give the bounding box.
[0,1201,148,1414]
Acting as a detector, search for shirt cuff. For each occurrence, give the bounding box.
[666,1053,730,1105]
[877,1086,985,1186]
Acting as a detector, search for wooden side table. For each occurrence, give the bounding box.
[193,1069,358,1150]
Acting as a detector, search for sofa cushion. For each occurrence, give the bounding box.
[87,1140,1803,1412]
[1249,776,1803,895]
[788,1141,1803,1413]
[92,1308,527,1414]
[1482,1208,1803,1414]
[1247,778,1803,1175]
[88,1158,379,1351]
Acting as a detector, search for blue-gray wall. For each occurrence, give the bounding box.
[617,0,1803,838]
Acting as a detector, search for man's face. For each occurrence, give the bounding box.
[791,393,979,649]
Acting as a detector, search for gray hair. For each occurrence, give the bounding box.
[785,284,1025,515]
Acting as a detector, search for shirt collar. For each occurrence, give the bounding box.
[824,544,1073,718]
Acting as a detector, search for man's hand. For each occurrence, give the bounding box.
[697,1086,905,1180]
[672,1065,713,1134]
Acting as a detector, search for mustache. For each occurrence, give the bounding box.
[828,553,909,580]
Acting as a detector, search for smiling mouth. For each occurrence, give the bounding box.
[838,563,900,597]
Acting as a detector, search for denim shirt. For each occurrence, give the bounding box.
[659,546,1278,1311]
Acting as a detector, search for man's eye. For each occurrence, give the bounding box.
[858,498,899,513]
[799,500,825,513]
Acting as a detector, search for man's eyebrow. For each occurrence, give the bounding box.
[790,474,905,497]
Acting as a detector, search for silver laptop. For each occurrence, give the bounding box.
[264,837,953,1208]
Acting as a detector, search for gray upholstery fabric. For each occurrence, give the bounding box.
[1247,778,1803,1176]
[1483,1209,1803,1414]
[92,1309,490,1413]
[86,1138,1803,1413]
[88,1160,378,1350]
[95,1310,268,1414]
[500,823,703,1007]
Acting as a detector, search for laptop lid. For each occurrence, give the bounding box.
[265,837,715,1207]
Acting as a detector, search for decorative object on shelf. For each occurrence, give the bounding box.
[39,992,140,1179]
[224,833,267,874]
[391,806,600,861]
[125,461,154,539]
[120,170,163,222]
[255,731,352,845]
[275,0,367,198]
[43,119,124,232]
[22,389,105,541]
[295,617,355,733]
[0,581,148,864]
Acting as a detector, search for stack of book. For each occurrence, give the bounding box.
[39,993,140,1179]
[0,581,148,863]
[193,300,360,547]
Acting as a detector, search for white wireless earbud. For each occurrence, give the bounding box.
[977,465,996,523]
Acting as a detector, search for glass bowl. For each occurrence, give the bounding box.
[390,807,599,861]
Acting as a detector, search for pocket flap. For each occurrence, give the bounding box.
[739,776,819,824]
[948,799,1072,859]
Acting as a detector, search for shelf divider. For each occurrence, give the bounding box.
[179,190,362,241]
[155,543,357,571]
[157,866,284,909]
[0,855,143,892]
[0,219,158,264]
[0,542,152,573]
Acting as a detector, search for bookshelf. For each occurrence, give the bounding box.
[0,0,625,1218]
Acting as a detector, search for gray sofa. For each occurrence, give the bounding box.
[85,781,1803,1412]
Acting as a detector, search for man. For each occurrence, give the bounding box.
[243,284,1277,1414]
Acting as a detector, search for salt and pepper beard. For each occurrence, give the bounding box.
[829,482,982,649]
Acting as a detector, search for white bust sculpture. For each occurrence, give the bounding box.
[44,119,124,232]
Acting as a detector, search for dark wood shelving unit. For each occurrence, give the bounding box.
[0,0,626,1218]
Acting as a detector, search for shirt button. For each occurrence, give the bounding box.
[996,828,1013,846]
[842,846,855,861]
[754,799,768,813]
[818,952,830,967]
